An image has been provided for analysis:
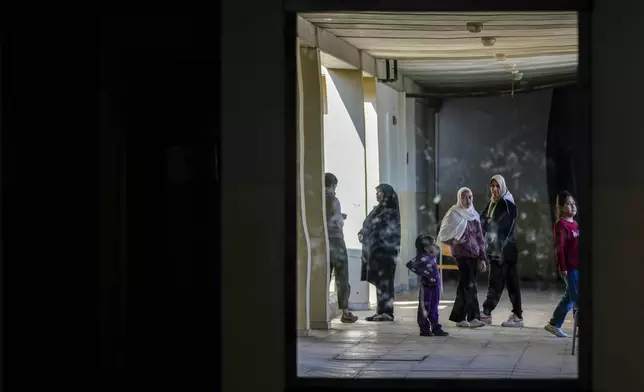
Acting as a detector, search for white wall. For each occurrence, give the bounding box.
[321,67,366,252]
[322,67,371,310]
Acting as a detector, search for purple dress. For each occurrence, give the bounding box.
[408,254,442,332]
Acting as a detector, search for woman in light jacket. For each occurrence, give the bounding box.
[438,187,488,328]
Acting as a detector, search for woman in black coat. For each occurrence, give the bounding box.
[358,184,401,322]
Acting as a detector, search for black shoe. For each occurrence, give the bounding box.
[341,312,358,323]
[372,313,394,322]
[420,330,434,337]
[432,328,449,337]
[365,313,380,321]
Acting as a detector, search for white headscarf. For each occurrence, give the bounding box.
[490,174,515,204]
[437,187,480,244]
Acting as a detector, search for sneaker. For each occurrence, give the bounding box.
[372,313,394,322]
[419,330,434,337]
[469,319,486,328]
[365,313,380,322]
[501,313,524,328]
[545,323,568,338]
[480,313,492,325]
[341,312,358,323]
[455,320,470,328]
[432,328,449,337]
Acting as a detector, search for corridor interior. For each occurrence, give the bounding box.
[296,11,581,380]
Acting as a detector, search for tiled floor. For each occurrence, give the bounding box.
[298,285,579,379]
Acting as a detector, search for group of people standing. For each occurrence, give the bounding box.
[437,175,523,329]
[324,172,580,339]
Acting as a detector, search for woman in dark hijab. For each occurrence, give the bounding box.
[358,184,401,322]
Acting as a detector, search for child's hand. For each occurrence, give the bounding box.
[561,270,568,278]
[478,259,487,273]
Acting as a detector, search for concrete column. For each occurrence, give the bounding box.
[321,67,369,311]
[363,77,380,310]
[363,77,380,210]
[373,82,404,304]
[394,92,411,292]
[296,40,311,336]
[300,46,330,329]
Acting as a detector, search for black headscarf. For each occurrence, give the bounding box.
[377,183,399,212]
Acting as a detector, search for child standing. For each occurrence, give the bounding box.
[406,234,449,337]
[545,191,580,338]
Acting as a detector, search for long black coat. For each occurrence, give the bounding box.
[359,207,401,284]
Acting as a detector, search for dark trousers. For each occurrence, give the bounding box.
[418,283,441,332]
[449,257,481,322]
[329,237,351,310]
[373,253,396,317]
[482,257,523,318]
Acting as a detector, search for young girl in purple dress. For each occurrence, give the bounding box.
[407,234,449,337]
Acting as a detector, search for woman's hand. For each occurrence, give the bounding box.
[478,259,487,273]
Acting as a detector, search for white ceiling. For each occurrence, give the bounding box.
[300,11,579,92]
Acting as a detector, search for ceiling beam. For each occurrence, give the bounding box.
[297,16,427,94]
[407,77,577,97]
[297,16,378,77]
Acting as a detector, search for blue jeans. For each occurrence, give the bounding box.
[550,269,579,328]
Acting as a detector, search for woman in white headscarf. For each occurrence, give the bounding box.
[479,174,523,328]
[437,187,488,329]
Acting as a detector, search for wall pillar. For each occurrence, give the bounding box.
[395,92,412,292]
[296,40,311,336]
[300,46,330,329]
[363,77,379,310]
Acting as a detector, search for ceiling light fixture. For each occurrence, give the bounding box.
[494,53,506,61]
[481,37,496,47]
[466,22,483,33]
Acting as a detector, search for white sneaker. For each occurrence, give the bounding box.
[480,313,492,325]
[501,313,524,328]
[469,319,486,328]
[455,320,470,328]
[544,323,568,338]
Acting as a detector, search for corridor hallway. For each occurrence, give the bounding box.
[298,285,578,379]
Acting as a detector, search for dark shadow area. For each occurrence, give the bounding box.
[547,85,584,227]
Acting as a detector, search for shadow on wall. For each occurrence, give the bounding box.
[436,89,560,284]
